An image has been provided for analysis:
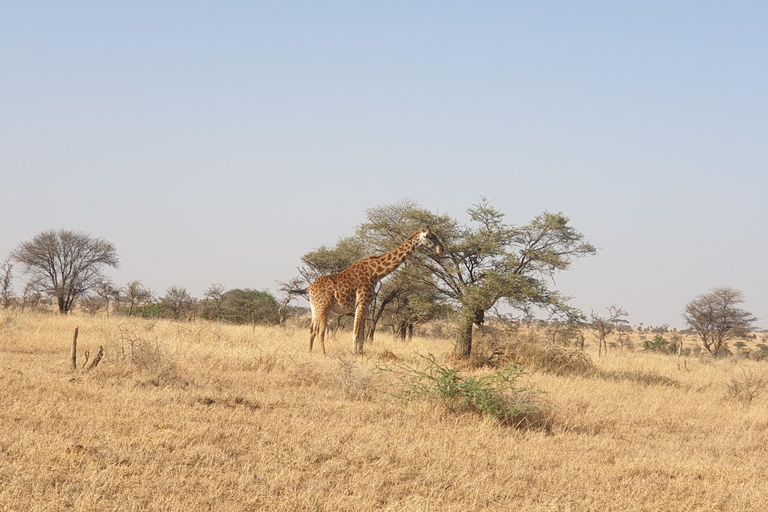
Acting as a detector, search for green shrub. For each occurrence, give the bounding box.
[379,354,549,428]
[201,288,280,325]
[643,335,671,353]
[135,303,161,318]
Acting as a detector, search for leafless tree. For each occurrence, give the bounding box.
[590,306,629,357]
[545,319,583,347]
[79,294,105,315]
[20,280,41,311]
[11,229,119,314]
[683,286,756,357]
[203,283,226,321]
[121,280,154,316]
[1,259,12,309]
[277,277,306,326]
[92,277,119,316]
[161,286,195,320]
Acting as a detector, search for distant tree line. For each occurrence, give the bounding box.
[2,229,281,325]
[3,219,760,358]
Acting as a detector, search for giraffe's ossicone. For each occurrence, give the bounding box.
[306,228,444,355]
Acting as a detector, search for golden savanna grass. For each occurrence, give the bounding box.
[2,311,768,511]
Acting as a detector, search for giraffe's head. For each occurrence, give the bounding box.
[418,227,444,255]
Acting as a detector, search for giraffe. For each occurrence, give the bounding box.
[305,228,444,355]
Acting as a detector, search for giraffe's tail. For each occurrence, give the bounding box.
[288,288,309,296]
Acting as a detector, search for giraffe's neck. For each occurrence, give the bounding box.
[370,232,421,282]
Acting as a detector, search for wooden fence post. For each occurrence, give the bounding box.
[71,327,79,370]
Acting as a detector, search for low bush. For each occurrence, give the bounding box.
[378,354,550,429]
[643,335,673,353]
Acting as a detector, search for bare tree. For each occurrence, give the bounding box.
[79,294,105,315]
[545,319,583,347]
[203,283,226,321]
[11,229,119,314]
[277,277,306,325]
[20,280,41,311]
[1,259,12,309]
[590,306,629,357]
[92,277,118,316]
[161,286,195,320]
[683,286,756,357]
[121,280,154,316]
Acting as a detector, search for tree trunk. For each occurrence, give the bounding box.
[455,321,472,356]
[455,311,478,357]
[367,292,396,342]
[393,321,408,341]
[365,315,376,342]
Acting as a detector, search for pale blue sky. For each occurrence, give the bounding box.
[2,2,766,328]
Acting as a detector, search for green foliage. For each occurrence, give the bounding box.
[216,288,280,325]
[294,197,595,355]
[379,354,548,428]
[135,303,161,318]
[359,198,596,356]
[299,236,370,282]
[643,335,671,353]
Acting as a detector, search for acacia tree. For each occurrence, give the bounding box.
[201,283,226,321]
[382,268,450,341]
[11,229,119,314]
[683,286,756,357]
[298,236,370,282]
[589,306,629,357]
[92,277,119,316]
[160,286,195,320]
[218,289,281,325]
[121,280,154,316]
[359,199,596,356]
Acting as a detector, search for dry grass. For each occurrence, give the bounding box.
[2,311,768,511]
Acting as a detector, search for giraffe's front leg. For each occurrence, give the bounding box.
[352,301,367,355]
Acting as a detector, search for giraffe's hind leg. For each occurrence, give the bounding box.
[309,303,319,353]
[317,309,329,356]
[309,318,316,353]
[309,306,330,356]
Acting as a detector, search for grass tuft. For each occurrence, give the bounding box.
[726,366,768,404]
